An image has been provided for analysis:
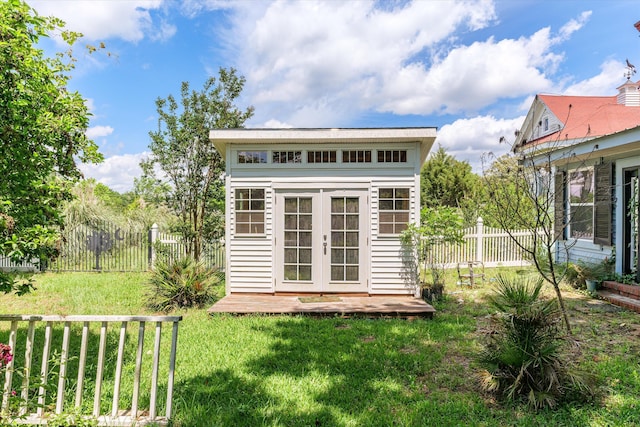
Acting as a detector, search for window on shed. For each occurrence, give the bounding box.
[342,150,372,163]
[273,151,301,163]
[378,188,410,234]
[238,151,267,164]
[235,189,265,234]
[307,151,336,163]
[378,150,407,163]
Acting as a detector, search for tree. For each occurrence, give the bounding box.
[420,146,482,225]
[482,148,578,334]
[0,0,102,294]
[479,154,537,229]
[143,68,254,259]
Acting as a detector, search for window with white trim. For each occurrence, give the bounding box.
[235,189,265,234]
[568,169,593,239]
[308,150,336,163]
[273,151,301,163]
[378,188,410,234]
[238,151,267,164]
[378,150,407,163]
[343,150,372,163]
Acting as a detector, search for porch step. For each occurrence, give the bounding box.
[597,290,640,314]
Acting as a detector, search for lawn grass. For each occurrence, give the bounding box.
[1,269,639,426]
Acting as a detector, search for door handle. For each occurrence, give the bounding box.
[323,234,327,254]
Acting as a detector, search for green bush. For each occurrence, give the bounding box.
[146,256,220,312]
[477,274,595,409]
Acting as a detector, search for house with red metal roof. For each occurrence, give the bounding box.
[514,78,640,276]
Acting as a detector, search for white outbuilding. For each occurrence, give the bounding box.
[210,128,436,296]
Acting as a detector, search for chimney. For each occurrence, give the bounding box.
[616,80,640,106]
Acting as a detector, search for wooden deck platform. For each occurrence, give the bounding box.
[208,295,435,318]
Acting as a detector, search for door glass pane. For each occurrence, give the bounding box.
[299,231,312,246]
[331,214,344,229]
[299,198,312,213]
[299,214,312,230]
[330,196,359,282]
[284,248,297,263]
[285,214,297,229]
[283,197,313,281]
[346,198,358,213]
[299,266,312,281]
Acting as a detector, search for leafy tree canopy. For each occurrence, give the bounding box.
[0,0,102,294]
[420,145,482,225]
[142,68,254,259]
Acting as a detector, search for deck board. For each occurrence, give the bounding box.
[208,295,435,318]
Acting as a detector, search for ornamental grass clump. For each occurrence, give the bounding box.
[146,256,220,312]
[478,274,595,409]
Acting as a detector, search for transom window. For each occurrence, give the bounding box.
[237,151,267,164]
[378,150,407,163]
[378,188,410,234]
[569,169,594,239]
[273,151,301,164]
[307,150,337,163]
[235,189,265,234]
[342,150,372,163]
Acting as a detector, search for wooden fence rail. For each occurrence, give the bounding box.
[1,315,181,426]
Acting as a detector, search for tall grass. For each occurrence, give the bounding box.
[0,270,639,426]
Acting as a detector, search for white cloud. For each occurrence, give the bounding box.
[79,153,147,193]
[208,1,592,127]
[564,59,624,96]
[224,0,498,125]
[436,115,525,173]
[86,125,114,139]
[29,1,165,42]
[557,10,592,41]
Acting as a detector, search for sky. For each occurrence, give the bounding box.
[27,0,640,192]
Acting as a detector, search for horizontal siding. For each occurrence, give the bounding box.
[227,239,273,293]
[556,240,612,265]
[369,178,417,295]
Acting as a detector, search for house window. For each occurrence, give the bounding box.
[273,151,301,163]
[568,169,594,239]
[238,151,267,164]
[543,117,549,131]
[235,189,265,234]
[307,151,336,163]
[342,150,372,163]
[378,150,407,163]
[378,188,410,234]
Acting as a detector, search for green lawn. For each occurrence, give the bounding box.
[1,270,640,426]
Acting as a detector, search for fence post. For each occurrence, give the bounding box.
[476,217,484,263]
[149,223,159,269]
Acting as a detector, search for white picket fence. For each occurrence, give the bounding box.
[431,217,539,268]
[2,218,537,272]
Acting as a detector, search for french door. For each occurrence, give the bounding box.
[275,189,369,292]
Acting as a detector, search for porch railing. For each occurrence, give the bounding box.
[1,314,181,426]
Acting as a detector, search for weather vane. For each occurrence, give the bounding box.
[625,58,636,80]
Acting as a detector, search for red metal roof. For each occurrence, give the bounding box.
[531,92,640,145]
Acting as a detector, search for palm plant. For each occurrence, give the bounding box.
[146,256,220,312]
[478,274,594,409]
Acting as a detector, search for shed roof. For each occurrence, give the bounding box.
[210,127,437,164]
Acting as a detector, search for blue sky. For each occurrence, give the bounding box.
[28,0,640,192]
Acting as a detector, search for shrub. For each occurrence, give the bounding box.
[146,256,220,312]
[477,274,595,409]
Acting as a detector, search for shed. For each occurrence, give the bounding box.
[210,128,436,295]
